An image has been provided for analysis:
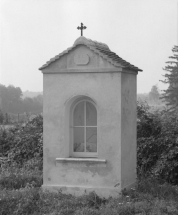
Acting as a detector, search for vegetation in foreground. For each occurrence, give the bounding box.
[0,101,178,214]
[0,162,178,215]
[0,157,178,215]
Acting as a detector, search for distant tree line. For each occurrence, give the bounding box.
[0,84,43,123]
[137,85,163,106]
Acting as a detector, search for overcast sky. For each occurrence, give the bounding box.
[0,0,177,93]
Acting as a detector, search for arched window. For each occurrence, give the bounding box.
[71,99,97,157]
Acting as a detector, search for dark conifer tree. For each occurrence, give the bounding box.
[160,45,178,113]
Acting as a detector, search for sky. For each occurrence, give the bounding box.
[0,0,177,93]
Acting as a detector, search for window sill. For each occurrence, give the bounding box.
[56,158,107,163]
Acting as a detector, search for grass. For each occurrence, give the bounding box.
[0,162,178,215]
[0,184,178,215]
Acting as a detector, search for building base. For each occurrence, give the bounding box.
[42,183,135,198]
[42,184,123,198]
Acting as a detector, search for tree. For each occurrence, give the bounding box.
[149,85,160,104]
[160,45,178,113]
[0,109,4,124]
[0,84,43,114]
[0,84,23,113]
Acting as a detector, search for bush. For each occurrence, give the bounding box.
[0,115,43,190]
[0,159,42,190]
[0,126,17,157]
[0,115,43,166]
[0,188,41,215]
[137,101,162,138]
[137,102,178,184]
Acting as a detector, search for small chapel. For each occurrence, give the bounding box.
[39,23,142,197]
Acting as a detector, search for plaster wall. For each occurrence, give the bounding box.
[121,72,137,188]
[43,71,122,196]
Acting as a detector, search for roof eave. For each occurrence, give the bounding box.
[123,67,143,72]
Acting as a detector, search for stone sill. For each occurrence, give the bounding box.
[56,158,107,163]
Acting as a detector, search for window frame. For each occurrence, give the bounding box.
[71,98,97,158]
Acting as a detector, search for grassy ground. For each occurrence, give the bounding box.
[0,162,178,215]
[1,179,178,215]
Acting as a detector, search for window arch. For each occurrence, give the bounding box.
[71,98,97,157]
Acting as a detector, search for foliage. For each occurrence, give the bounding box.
[0,115,43,167]
[23,94,43,114]
[0,159,42,190]
[10,115,43,166]
[137,85,164,106]
[0,177,178,215]
[137,101,162,138]
[137,101,178,184]
[0,109,4,123]
[0,126,16,157]
[149,85,160,103]
[160,45,178,113]
[137,92,149,102]
[0,84,23,113]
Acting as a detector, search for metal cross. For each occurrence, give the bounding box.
[77,23,87,36]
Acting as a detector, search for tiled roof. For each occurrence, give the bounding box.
[39,37,142,72]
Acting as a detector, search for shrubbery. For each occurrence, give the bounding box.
[137,101,178,184]
[0,115,43,168]
[0,159,42,190]
[0,115,43,191]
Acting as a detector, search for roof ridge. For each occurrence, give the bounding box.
[39,37,142,72]
[74,36,110,51]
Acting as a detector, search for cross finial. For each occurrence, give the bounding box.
[77,23,87,36]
